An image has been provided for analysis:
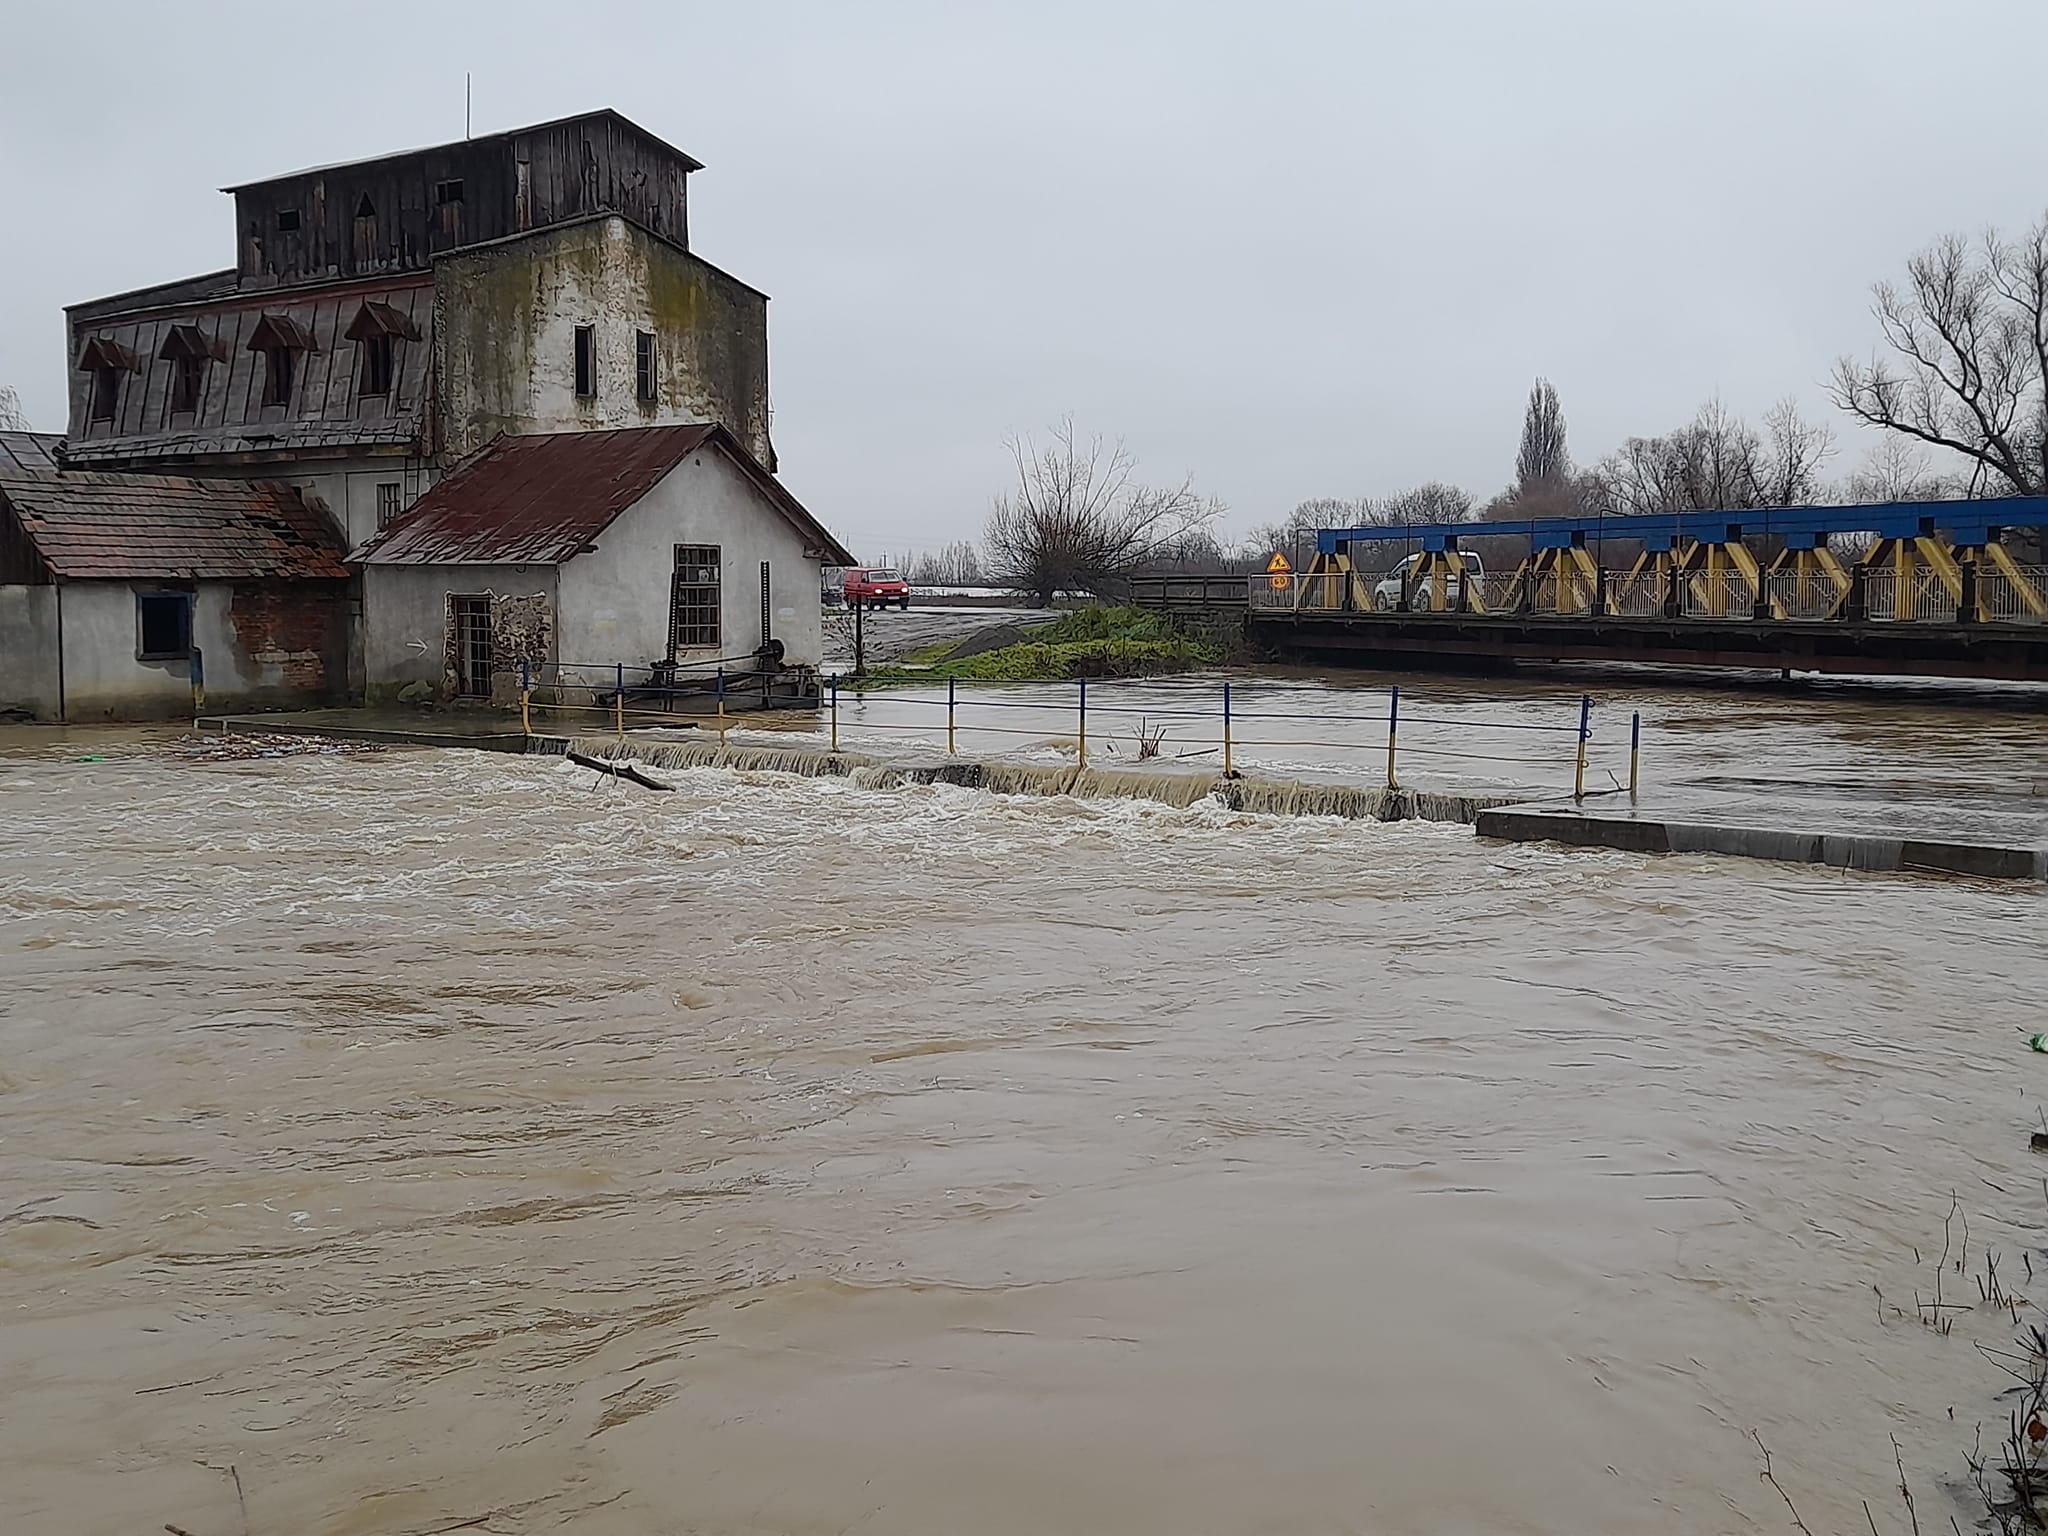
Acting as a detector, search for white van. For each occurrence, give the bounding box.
[1373,552,1486,612]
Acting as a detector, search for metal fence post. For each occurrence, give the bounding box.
[1385,685,1400,789]
[1222,681,1233,777]
[615,662,625,743]
[1629,710,1641,800]
[1077,677,1088,769]
[716,667,727,733]
[520,657,532,736]
[829,673,839,752]
[948,675,957,756]
[1574,694,1592,799]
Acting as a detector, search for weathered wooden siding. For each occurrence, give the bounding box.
[64,278,433,458]
[507,117,688,244]
[231,113,690,289]
[235,140,513,288]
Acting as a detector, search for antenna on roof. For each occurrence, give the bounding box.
[465,72,472,138]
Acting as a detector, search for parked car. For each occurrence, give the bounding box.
[842,567,912,610]
[1373,552,1486,611]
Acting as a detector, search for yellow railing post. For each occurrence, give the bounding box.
[829,674,839,752]
[1077,677,1088,770]
[615,662,625,743]
[1629,711,1640,800]
[520,658,531,735]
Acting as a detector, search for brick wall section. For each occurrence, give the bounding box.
[227,581,351,698]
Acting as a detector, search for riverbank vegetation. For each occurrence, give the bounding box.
[858,607,1222,685]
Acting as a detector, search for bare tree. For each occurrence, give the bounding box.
[1138,527,1228,570]
[0,387,29,431]
[1369,481,1475,525]
[908,540,983,587]
[1514,378,1572,497]
[1590,398,1834,516]
[1842,438,1958,503]
[1241,485,1475,564]
[1830,217,2048,497]
[984,418,1221,604]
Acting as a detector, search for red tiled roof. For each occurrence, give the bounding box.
[355,423,855,568]
[0,465,348,581]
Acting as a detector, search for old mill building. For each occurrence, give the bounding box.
[1,109,850,721]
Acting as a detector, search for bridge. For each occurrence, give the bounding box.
[1132,498,2048,681]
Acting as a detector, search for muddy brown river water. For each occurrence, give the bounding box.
[3,706,2047,1534]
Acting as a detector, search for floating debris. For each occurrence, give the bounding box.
[180,733,388,762]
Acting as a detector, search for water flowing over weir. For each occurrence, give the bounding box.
[531,734,1518,823]
[5,722,2048,1535]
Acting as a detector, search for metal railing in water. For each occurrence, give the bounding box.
[520,655,796,737]
[808,675,1643,803]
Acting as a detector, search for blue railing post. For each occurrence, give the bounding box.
[716,666,727,732]
[829,673,840,752]
[1574,694,1592,799]
[1385,685,1399,788]
[948,675,958,756]
[1629,710,1641,800]
[1077,677,1088,769]
[521,657,531,691]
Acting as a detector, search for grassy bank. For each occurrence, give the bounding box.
[861,608,1223,684]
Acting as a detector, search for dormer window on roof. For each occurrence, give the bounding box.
[247,314,317,408]
[77,337,140,426]
[345,301,420,398]
[157,325,225,416]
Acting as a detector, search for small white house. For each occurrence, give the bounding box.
[0,431,353,722]
[353,423,852,706]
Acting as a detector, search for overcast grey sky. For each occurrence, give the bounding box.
[4,0,2045,556]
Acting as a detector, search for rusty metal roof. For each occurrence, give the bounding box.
[0,464,348,581]
[355,424,855,568]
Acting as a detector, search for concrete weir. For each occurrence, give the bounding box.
[1476,805,2048,883]
[531,735,1516,825]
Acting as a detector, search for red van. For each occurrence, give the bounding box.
[842,567,912,610]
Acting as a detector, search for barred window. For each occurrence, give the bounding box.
[669,545,721,651]
[376,482,403,529]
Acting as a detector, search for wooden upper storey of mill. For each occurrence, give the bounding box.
[219,110,700,293]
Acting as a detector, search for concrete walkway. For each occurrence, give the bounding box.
[1477,790,2048,882]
